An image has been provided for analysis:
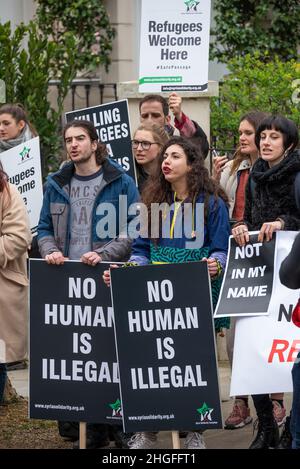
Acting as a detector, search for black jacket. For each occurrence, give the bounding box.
[244,150,300,231]
[279,232,300,289]
[135,163,149,192]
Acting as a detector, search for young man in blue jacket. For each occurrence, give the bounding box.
[37,120,139,448]
[38,120,139,265]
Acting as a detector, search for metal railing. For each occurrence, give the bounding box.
[49,78,118,110]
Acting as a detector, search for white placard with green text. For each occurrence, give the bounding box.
[0,137,43,233]
[139,0,211,93]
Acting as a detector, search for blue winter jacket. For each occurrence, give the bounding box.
[130,193,230,268]
[37,159,139,261]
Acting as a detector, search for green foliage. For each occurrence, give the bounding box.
[35,0,116,73]
[0,21,77,173]
[211,53,300,149]
[211,0,300,62]
[0,1,115,175]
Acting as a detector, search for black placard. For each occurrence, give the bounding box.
[111,262,222,432]
[66,99,137,183]
[215,233,276,317]
[29,260,121,423]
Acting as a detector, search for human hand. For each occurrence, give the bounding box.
[258,220,282,243]
[168,92,182,120]
[212,155,228,181]
[232,224,249,246]
[45,251,67,265]
[202,257,219,277]
[102,264,119,287]
[81,251,102,266]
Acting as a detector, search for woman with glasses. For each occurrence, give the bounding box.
[132,123,169,191]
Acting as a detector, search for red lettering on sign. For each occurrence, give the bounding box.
[287,340,300,362]
[268,340,289,363]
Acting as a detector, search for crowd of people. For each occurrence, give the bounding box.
[0,94,299,450]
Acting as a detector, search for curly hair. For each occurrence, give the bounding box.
[141,136,228,238]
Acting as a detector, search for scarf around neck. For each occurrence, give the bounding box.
[0,124,35,153]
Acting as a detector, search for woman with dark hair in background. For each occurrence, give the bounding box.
[214,111,270,430]
[0,104,38,375]
[213,111,268,223]
[0,103,37,153]
[232,115,300,449]
[0,103,40,260]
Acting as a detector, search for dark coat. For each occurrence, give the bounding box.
[136,163,149,193]
[279,232,300,289]
[244,150,300,231]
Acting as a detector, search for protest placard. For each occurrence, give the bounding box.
[29,260,121,423]
[66,100,136,182]
[230,231,300,395]
[0,137,43,233]
[111,262,222,432]
[139,0,211,92]
[214,232,276,317]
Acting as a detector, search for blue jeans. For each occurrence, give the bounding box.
[291,351,300,449]
[0,363,7,403]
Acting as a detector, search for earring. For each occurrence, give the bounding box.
[283,149,289,158]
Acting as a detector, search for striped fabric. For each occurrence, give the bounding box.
[150,243,230,332]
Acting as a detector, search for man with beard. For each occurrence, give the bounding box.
[37,120,139,448]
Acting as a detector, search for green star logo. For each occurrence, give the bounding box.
[109,398,122,417]
[196,402,213,422]
[184,0,200,12]
[19,146,31,161]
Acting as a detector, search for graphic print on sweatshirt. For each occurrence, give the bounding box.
[68,170,103,259]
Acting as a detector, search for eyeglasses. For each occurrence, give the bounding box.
[131,140,159,150]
